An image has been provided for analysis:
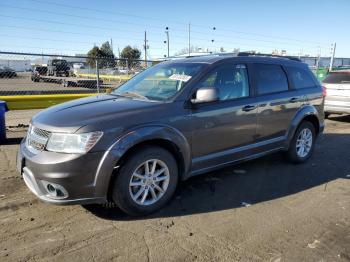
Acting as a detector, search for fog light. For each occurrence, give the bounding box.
[46,184,55,193]
[41,181,68,199]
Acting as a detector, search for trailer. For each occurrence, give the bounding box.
[31,74,103,88]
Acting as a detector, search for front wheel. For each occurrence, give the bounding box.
[286,121,316,163]
[112,146,178,216]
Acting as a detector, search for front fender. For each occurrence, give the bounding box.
[285,105,321,146]
[112,125,191,170]
[93,125,191,198]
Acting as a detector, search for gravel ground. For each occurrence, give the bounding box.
[0,111,349,261]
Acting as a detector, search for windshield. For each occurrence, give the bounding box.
[323,72,350,84]
[112,62,205,101]
[52,60,67,66]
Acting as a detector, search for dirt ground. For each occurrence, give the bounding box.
[0,111,349,261]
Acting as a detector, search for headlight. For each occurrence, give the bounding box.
[46,131,103,154]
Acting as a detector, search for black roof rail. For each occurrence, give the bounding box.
[237,52,302,62]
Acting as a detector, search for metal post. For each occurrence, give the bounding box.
[188,22,191,56]
[144,31,147,67]
[329,42,336,72]
[95,59,100,94]
[315,46,321,77]
[126,59,129,75]
[165,30,170,57]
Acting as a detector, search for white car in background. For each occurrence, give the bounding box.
[323,71,350,117]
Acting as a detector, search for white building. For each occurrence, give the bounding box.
[0,59,31,71]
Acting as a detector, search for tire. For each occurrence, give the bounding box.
[112,146,178,216]
[325,112,330,119]
[286,121,316,163]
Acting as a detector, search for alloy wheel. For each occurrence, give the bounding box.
[129,159,170,206]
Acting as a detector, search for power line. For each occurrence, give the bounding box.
[2,1,329,46]
[0,15,328,52]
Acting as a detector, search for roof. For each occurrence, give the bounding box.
[167,54,304,67]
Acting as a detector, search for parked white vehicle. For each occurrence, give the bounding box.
[323,71,350,117]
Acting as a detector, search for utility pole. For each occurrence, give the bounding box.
[188,22,191,56]
[329,42,336,72]
[110,38,113,52]
[144,31,148,66]
[165,27,170,58]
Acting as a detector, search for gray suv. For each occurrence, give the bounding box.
[17,55,325,216]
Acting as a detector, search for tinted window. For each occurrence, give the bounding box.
[197,64,249,100]
[323,72,350,84]
[287,67,316,89]
[254,64,288,95]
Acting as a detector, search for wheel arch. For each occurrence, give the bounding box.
[286,105,321,146]
[96,125,191,201]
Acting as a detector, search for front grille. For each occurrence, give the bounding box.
[26,125,51,154]
[32,126,50,139]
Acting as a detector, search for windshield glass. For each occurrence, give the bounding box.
[112,62,205,101]
[52,60,67,66]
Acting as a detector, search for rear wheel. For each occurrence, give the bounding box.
[325,112,330,119]
[286,121,316,163]
[112,146,178,216]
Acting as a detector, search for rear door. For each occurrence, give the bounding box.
[252,63,304,143]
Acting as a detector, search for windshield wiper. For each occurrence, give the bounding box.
[119,91,149,100]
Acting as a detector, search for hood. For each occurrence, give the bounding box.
[31,94,159,133]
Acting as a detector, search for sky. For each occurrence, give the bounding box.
[0,0,349,59]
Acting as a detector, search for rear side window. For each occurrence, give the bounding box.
[254,64,289,95]
[286,67,316,89]
[323,73,350,84]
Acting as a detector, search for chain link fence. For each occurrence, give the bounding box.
[1,51,350,97]
[0,51,164,96]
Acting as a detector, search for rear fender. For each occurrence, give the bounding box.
[285,105,321,147]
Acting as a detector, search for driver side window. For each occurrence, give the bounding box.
[197,64,250,101]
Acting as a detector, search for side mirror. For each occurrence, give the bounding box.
[191,87,219,104]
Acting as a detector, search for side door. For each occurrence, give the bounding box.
[190,63,258,171]
[252,63,305,144]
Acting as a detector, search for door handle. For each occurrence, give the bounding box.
[242,105,257,112]
[289,97,300,103]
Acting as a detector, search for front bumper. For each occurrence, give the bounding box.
[17,138,115,205]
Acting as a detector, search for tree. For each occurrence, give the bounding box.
[86,41,116,68]
[120,46,141,69]
[100,41,116,68]
[86,46,103,68]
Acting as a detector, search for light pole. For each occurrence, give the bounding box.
[188,22,191,56]
[212,27,216,53]
[164,27,170,58]
[330,42,336,72]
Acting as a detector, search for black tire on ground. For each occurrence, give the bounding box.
[286,121,316,164]
[112,146,178,216]
[325,112,330,119]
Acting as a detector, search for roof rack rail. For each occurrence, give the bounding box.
[237,52,302,62]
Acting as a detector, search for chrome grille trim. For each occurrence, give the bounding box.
[26,125,51,154]
[32,127,50,138]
